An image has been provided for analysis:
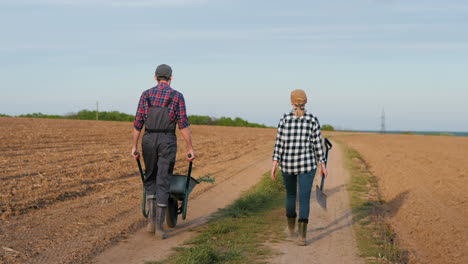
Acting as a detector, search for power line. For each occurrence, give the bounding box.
[380,108,386,133]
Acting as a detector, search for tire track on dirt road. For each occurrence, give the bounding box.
[268,142,364,264]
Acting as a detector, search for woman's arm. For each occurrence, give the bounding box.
[271,118,284,180]
[272,119,284,161]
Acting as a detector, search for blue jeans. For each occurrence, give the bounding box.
[282,169,317,222]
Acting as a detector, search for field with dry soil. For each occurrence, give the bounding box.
[2,117,466,264]
[0,117,276,263]
[335,133,468,264]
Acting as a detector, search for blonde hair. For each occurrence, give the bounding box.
[290,89,307,117]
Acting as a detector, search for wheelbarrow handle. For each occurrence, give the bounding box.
[187,154,193,177]
[134,152,145,183]
[133,152,149,218]
[185,154,193,193]
[182,155,193,220]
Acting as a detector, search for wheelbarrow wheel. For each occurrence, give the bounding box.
[166,197,178,228]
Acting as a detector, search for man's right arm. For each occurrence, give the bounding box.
[131,128,141,160]
[131,91,147,159]
[176,92,194,161]
[180,127,195,161]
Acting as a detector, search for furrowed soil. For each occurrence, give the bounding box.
[0,117,276,263]
[3,117,464,264]
[334,133,468,264]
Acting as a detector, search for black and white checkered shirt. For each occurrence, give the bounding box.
[272,110,326,175]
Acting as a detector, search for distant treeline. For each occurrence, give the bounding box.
[188,115,269,128]
[14,110,134,122]
[16,112,64,119]
[68,110,134,122]
[1,111,271,128]
[2,111,338,130]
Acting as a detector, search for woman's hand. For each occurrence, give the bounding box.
[320,162,328,178]
[271,160,278,180]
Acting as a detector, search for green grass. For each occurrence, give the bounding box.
[157,171,286,264]
[341,143,408,264]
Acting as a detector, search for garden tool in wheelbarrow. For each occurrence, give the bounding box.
[316,138,333,210]
[134,153,214,227]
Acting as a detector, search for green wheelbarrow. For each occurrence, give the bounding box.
[135,153,213,228]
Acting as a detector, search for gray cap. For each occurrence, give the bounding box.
[155,64,172,78]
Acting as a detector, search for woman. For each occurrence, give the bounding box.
[271,89,328,246]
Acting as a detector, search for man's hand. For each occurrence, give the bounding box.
[271,160,278,181]
[187,149,195,162]
[131,146,140,160]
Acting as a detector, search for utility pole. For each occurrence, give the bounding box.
[380,108,386,134]
[96,101,99,121]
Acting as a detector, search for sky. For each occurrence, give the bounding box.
[0,0,467,131]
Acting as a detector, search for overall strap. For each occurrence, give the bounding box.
[165,90,176,107]
[146,90,175,108]
[146,95,152,107]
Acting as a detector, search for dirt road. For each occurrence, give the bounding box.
[268,142,364,264]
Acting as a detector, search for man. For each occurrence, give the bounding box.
[131,64,195,239]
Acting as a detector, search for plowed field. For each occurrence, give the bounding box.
[0,117,276,263]
[335,133,468,264]
[2,117,466,264]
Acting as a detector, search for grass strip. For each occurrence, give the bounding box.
[149,171,286,264]
[341,142,408,264]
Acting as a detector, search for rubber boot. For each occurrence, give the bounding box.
[146,198,156,233]
[297,221,307,246]
[155,206,168,240]
[287,217,296,238]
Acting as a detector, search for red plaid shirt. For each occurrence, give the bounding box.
[133,83,190,131]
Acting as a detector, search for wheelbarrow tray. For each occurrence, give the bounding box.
[166,174,199,227]
[170,174,199,200]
